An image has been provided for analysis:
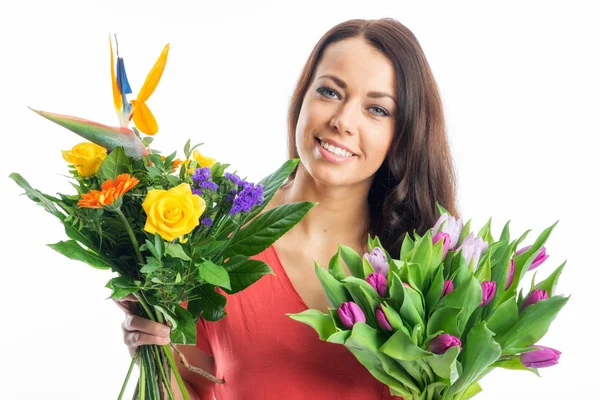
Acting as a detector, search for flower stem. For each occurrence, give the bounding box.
[139,353,146,400]
[162,344,190,400]
[134,292,157,323]
[115,208,145,266]
[169,343,224,384]
[118,348,140,400]
[154,345,175,400]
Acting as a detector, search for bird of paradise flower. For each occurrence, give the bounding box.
[29,35,169,159]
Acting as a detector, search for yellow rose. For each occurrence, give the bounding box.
[142,183,206,241]
[62,142,107,177]
[191,150,216,168]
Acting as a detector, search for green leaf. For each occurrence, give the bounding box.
[425,266,445,315]
[499,220,511,243]
[48,240,113,270]
[380,327,431,361]
[9,173,64,219]
[477,217,494,245]
[197,260,231,290]
[105,276,139,299]
[165,243,191,261]
[486,296,518,336]
[496,295,569,349]
[436,202,451,216]
[97,146,131,180]
[224,201,316,258]
[171,305,197,345]
[315,261,350,308]
[534,261,566,296]
[425,345,461,385]
[400,234,414,260]
[154,233,165,259]
[446,322,501,397]
[458,219,472,247]
[139,257,161,274]
[328,247,347,281]
[410,231,432,280]
[427,306,462,338]
[342,276,381,326]
[287,309,337,340]
[436,276,482,334]
[327,330,351,344]
[491,356,540,376]
[460,382,483,400]
[195,285,227,321]
[474,252,491,283]
[222,255,274,294]
[339,245,364,279]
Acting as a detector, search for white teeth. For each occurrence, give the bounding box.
[319,139,353,157]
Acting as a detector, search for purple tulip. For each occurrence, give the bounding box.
[375,305,393,331]
[429,333,462,354]
[338,302,366,329]
[432,213,463,249]
[505,259,515,289]
[480,281,496,307]
[365,273,388,297]
[442,280,454,297]
[432,231,451,259]
[456,233,488,270]
[364,247,390,276]
[521,289,548,311]
[520,345,561,368]
[516,245,549,271]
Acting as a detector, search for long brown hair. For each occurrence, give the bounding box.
[286,18,458,258]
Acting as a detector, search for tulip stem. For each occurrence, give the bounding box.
[169,343,225,384]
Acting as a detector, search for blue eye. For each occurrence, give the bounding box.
[369,106,389,117]
[316,87,339,99]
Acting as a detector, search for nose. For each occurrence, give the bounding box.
[330,102,359,136]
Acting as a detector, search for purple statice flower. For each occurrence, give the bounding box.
[201,217,213,227]
[226,189,238,202]
[199,181,219,191]
[191,188,203,196]
[192,167,211,183]
[230,183,264,215]
[224,172,242,186]
[191,167,218,195]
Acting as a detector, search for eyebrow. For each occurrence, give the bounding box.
[318,74,397,105]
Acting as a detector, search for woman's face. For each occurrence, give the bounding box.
[295,37,397,189]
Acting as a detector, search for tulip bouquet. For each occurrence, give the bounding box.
[10,36,315,400]
[289,205,568,399]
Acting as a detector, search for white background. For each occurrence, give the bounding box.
[0,0,598,399]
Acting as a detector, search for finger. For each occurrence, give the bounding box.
[124,330,171,348]
[114,300,137,314]
[122,315,171,338]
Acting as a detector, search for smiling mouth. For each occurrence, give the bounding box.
[315,138,355,158]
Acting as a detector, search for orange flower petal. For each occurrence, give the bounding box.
[136,44,169,105]
[110,35,123,112]
[131,100,158,135]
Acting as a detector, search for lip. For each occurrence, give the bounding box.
[314,137,357,165]
[316,137,356,155]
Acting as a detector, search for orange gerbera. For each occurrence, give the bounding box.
[78,173,139,208]
[161,156,183,172]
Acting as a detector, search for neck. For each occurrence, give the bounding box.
[280,163,371,252]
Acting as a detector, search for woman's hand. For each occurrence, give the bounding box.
[114,294,171,357]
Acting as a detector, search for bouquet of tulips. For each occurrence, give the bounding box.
[10,36,315,399]
[289,205,568,399]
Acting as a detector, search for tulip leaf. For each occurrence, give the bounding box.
[48,239,113,270]
[196,260,231,290]
[425,266,444,315]
[342,276,380,326]
[287,309,337,340]
[473,252,491,283]
[489,243,517,312]
[459,382,483,400]
[339,245,364,279]
[486,296,518,337]
[400,234,414,260]
[477,217,494,245]
[436,202,451,216]
[326,330,351,344]
[222,256,274,294]
[97,146,131,181]
[425,345,461,385]
[458,219,472,247]
[446,322,501,397]
[362,256,376,277]
[410,231,432,280]
[315,261,350,308]
[223,201,316,258]
[499,220,511,244]
[344,323,418,394]
[496,295,569,349]
[436,276,482,334]
[427,306,462,338]
[491,356,540,376]
[327,247,347,281]
[534,261,566,296]
[380,327,431,361]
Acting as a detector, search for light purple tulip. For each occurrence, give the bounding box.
[516,245,549,271]
[338,302,366,329]
[505,259,515,289]
[432,213,463,249]
[432,231,451,259]
[442,280,454,297]
[429,333,462,354]
[520,345,561,368]
[521,289,548,311]
[480,281,496,307]
[365,273,388,297]
[375,305,393,331]
[364,247,389,276]
[456,233,488,270]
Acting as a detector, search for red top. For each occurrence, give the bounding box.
[195,245,400,399]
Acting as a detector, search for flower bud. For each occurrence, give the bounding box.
[375,305,393,331]
[338,302,366,329]
[432,213,463,249]
[456,233,488,270]
[516,245,549,271]
[480,281,496,307]
[520,345,561,368]
[442,280,454,297]
[505,259,515,289]
[432,231,451,259]
[365,273,388,297]
[364,247,390,276]
[520,289,548,311]
[429,333,462,354]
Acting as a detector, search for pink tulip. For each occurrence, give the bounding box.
[516,245,549,271]
[520,345,561,368]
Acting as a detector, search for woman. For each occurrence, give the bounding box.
[118,18,458,399]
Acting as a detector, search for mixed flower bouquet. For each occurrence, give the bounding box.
[10,36,315,399]
[289,205,568,399]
